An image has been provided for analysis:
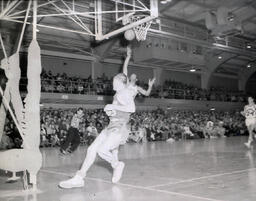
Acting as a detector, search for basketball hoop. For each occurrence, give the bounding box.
[129,15,152,41]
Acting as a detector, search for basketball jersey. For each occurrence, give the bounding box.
[244,105,256,119]
[112,87,135,113]
[71,114,82,129]
[127,84,138,99]
[109,110,131,123]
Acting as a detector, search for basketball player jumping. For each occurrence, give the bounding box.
[59,46,155,188]
[111,45,155,160]
[241,97,256,148]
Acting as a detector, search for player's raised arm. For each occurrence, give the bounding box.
[137,77,156,96]
[123,45,132,76]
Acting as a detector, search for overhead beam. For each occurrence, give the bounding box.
[161,14,207,29]
[93,37,119,60]
[232,57,252,62]
[211,43,256,57]
[1,17,95,36]
[224,62,247,67]
[189,12,206,23]
[221,63,244,69]
[183,0,213,9]
[40,49,95,61]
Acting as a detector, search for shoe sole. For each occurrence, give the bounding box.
[58,183,84,189]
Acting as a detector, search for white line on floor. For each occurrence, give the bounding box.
[41,169,224,201]
[113,179,224,201]
[148,167,256,188]
[0,189,43,198]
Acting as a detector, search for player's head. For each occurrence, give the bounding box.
[77,107,84,117]
[113,73,127,91]
[207,121,213,128]
[130,73,137,84]
[248,97,254,104]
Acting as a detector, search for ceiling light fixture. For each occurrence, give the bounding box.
[247,63,251,68]
[227,12,235,22]
[190,67,196,72]
[246,44,252,49]
[160,0,172,4]
[218,56,222,59]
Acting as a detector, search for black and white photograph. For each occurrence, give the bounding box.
[0,0,256,200]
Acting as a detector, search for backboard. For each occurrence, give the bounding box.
[95,0,158,40]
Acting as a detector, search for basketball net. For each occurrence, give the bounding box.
[125,15,152,41]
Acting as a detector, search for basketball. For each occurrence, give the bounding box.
[124,29,135,41]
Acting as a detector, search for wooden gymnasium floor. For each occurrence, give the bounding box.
[1,136,256,201]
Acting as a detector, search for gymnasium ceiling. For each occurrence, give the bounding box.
[1,0,256,77]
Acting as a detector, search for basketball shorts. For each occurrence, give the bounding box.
[245,118,256,127]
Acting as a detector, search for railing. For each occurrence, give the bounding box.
[19,77,246,102]
[20,77,114,96]
[151,17,256,55]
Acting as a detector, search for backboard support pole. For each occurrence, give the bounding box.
[95,0,103,40]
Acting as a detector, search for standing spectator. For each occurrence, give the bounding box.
[60,108,84,154]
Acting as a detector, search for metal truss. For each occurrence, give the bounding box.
[1,0,254,58]
[0,0,157,41]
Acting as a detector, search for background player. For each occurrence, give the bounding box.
[241,97,256,148]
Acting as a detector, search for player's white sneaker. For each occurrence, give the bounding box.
[59,175,84,189]
[244,142,252,149]
[112,162,125,183]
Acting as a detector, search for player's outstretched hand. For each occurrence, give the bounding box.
[148,77,156,87]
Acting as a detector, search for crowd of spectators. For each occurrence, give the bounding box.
[154,80,245,102]
[40,70,113,95]
[29,70,245,102]
[19,70,246,102]
[130,108,245,142]
[0,107,247,150]
[39,108,108,148]
[0,117,22,149]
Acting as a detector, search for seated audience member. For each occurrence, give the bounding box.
[214,121,226,137]
[85,122,98,145]
[203,121,215,138]
[182,125,194,139]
